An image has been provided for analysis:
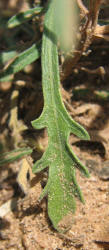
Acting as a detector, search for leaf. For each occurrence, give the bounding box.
[0,147,32,166]
[0,50,17,65]
[7,6,43,28]
[32,0,90,232]
[0,41,41,82]
[98,20,109,25]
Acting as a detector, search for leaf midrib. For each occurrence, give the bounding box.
[43,3,65,172]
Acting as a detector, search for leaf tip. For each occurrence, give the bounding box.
[81,129,90,141]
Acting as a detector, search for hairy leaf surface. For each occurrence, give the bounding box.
[32,0,90,231]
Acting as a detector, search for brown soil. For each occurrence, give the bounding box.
[0,1,109,249]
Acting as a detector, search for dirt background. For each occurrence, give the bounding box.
[0,0,109,249]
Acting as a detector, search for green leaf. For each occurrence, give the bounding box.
[0,50,17,65]
[7,6,43,28]
[0,41,41,82]
[0,147,32,166]
[95,90,109,101]
[98,20,109,25]
[32,0,90,232]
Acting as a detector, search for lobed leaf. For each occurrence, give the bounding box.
[32,0,90,232]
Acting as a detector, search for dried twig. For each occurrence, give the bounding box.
[77,0,89,17]
[61,0,108,81]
